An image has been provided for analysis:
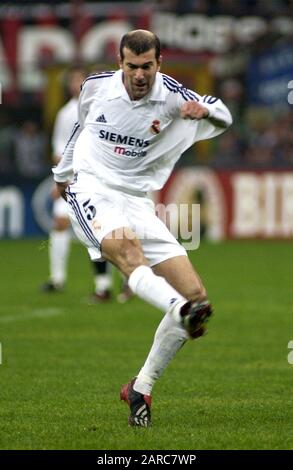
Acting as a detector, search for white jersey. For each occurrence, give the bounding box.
[53,70,232,192]
[52,97,78,160]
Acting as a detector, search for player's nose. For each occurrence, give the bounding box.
[134,68,144,81]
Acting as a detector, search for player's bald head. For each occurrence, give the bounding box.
[119,29,161,62]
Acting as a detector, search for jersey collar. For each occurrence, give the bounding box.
[106,70,167,104]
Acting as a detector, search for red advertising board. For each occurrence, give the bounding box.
[160,169,293,239]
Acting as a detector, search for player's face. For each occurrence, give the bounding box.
[119,47,161,101]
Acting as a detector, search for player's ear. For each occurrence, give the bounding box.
[118,54,123,69]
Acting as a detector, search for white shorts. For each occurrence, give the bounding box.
[65,174,187,266]
[53,196,69,218]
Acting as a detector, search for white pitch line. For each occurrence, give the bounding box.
[0,308,63,323]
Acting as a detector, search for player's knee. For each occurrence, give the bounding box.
[117,239,146,275]
[188,285,207,303]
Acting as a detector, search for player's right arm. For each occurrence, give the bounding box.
[52,120,81,186]
[52,76,97,190]
[51,109,66,166]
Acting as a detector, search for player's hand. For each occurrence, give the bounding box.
[55,182,69,201]
[180,101,209,120]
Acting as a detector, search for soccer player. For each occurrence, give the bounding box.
[53,30,232,426]
[42,67,112,300]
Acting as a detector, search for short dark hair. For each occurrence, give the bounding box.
[119,30,161,61]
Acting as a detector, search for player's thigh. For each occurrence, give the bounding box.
[132,201,186,266]
[130,202,205,299]
[101,227,148,276]
[66,198,102,259]
[152,255,207,301]
[65,189,134,263]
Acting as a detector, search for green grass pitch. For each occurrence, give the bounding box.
[0,239,292,450]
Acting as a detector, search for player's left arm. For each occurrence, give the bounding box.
[163,74,232,132]
[180,96,232,129]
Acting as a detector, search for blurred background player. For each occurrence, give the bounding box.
[42,67,112,301]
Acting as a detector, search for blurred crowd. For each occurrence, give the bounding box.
[209,29,293,168]
[0,0,293,177]
[211,109,293,169]
[4,0,293,17]
[0,114,49,179]
[151,0,293,16]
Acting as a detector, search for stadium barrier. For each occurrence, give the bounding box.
[0,169,292,239]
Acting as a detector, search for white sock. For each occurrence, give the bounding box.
[128,265,185,312]
[94,274,112,294]
[49,229,71,285]
[134,311,188,396]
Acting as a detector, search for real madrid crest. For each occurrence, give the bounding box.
[150,119,161,135]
